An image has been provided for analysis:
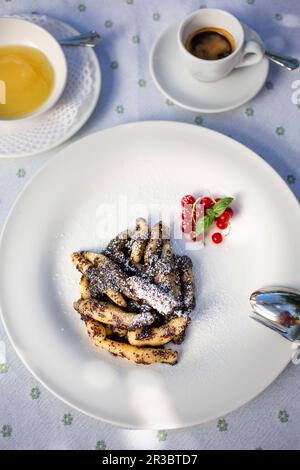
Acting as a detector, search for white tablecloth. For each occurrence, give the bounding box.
[0,0,299,450]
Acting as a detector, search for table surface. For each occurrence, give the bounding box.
[0,0,299,451]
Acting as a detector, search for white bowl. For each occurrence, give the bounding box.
[0,17,67,121]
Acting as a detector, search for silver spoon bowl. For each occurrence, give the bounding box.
[250,287,300,342]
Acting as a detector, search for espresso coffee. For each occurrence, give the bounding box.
[185,27,235,61]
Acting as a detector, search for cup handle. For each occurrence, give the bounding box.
[235,40,265,68]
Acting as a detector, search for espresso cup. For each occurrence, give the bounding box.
[178,8,265,82]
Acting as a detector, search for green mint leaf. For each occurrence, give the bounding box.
[195,210,215,236]
[212,197,234,218]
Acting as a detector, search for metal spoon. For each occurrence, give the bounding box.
[265,51,299,71]
[59,30,101,47]
[250,287,300,342]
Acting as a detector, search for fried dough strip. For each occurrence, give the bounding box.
[86,319,178,365]
[154,240,182,303]
[126,276,181,316]
[80,276,91,300]
[105,325,127,338]
[86,316,127,338]
[130,218,149,264]
[128,317,188,347]
[74,299,136,329]
[71,252,92,274]
[87,319,106,340]
[82,252,128,307]
[105,325,113,337]
[106,289,127,308]
[163,241,182,302]
[177,256,196,313]
[144,222,163,264]
[72,252,126,307]
[128,310,157,331]
[124,300,158,330]
[172,317,191,344]
[104,230,131,266]
[72,253,118,303]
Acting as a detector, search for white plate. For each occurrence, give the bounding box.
[150,23,269,113]
[0,14,101,158]
[0,122,299,429]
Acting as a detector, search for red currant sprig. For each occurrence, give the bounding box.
[181,194,234,244]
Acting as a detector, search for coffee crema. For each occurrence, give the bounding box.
[184,27,235,61]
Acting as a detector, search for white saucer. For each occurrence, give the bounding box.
[0,14,101,158]
[150,23,269,113]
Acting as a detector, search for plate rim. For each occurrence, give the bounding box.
[0,121,298,429]
[0,14,102,159]
[149,22,269,114]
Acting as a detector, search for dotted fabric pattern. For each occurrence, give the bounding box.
[0,0,300,451]
[0,14,100,157]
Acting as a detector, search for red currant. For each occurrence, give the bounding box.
[181,195,196,207]
[200,197,214,210]
[181,220,192,234]
[215,198,221,202]
[212,232,223,244]
[216,219,228,230]
[225,207,234,218]
[218,211,230,225]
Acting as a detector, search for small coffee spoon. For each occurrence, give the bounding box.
[265,51,299,71]
[59,31,101,47]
